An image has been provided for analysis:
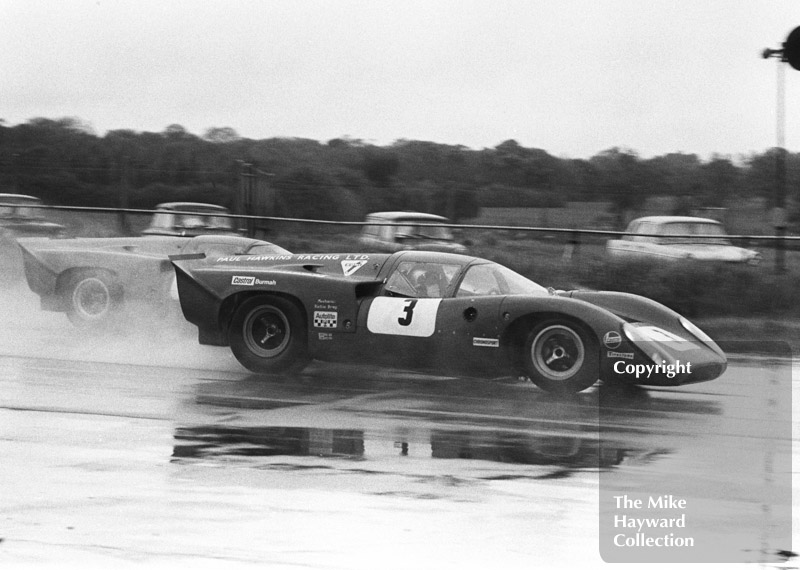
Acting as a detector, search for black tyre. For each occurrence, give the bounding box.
[65,269,123,328]
[524,320,598,394]
[228,295,310,374]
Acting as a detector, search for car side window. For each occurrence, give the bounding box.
[362,223,379,238]
[379,225,393,241]
[633,222,656,242]
[455,265,503,297]
[385,261,460,298]
[151,212,174,229]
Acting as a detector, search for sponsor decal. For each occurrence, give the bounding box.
[603,331,622,349]
[607,351,634,359]
[341,259,368,276]
[231,276,275,286]
[473,337,500,348]
[318,332,333,341]
[314,311,338,328]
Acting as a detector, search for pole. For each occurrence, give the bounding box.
[118,156,131,236]
[774,59,787,274]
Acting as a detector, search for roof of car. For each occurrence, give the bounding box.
[631,216,721,225]
[154,202,230,212]
[365,211,450,222]
[0,194,43,203]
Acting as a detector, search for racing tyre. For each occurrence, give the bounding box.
[65,269,123,328]
[229,296,310,375]
[524,320,598,394]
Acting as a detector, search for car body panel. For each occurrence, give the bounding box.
[606,216,760,264]
[173,250,727,389]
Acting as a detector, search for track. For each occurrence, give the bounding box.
[0,285,796,568]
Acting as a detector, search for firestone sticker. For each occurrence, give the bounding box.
[607,351,634,359]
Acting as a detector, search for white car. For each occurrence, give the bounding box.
[359,211,467,254]
[606,216,761,264]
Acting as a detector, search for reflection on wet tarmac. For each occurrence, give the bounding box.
[172,424,631,471]
[173,426,365,459]
[173,367,711,473]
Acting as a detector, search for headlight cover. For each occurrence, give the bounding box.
[679,316,713,344]
[622,323,675,366]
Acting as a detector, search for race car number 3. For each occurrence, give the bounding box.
[367,297,441,337]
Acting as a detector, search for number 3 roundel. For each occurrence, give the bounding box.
[367,297,441,337]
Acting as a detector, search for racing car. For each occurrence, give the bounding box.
[171,250,727,393]
[18,235,290,328]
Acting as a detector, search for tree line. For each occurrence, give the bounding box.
[0,117,798,226]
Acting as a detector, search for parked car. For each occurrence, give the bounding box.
[0,194,67,286]
[172,249,727,394]
[359,211,467,254]
[18,234,290,329]
[141,202,241,237]
[606,216,761,264]
[0,194,66,238]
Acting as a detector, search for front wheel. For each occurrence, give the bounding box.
[228,296,310,374]
[523,321,598,394]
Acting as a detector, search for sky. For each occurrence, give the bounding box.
[3,0,800,159]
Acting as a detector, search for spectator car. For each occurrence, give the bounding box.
[606,216,761,264]
[141,202,241,237]
[0,194,66,238]
[171,249,727,394]
[359,211,467,253]
[18,234,290,328]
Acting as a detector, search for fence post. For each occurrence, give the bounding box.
[562,231,581,262]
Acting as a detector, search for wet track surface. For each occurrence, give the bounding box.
[0,286,796,568]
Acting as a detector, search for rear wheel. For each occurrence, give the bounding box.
[229,296,310,374]
[524,320,598,394]
[65,269,123,328]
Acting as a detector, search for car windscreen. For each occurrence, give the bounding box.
[456,263,548,297]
